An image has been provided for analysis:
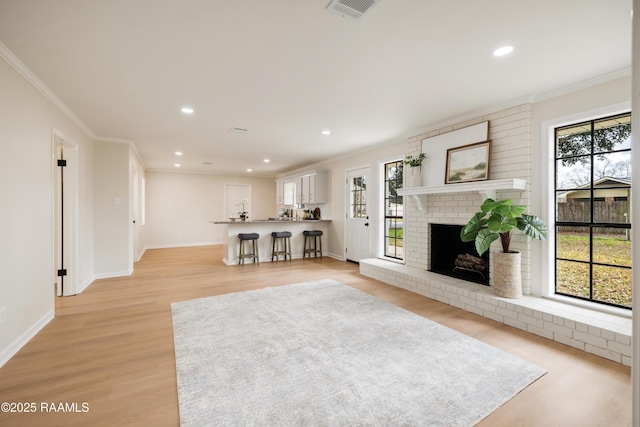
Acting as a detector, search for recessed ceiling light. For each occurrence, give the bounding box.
[175,151,183,156]
[321,130,331,135]
[492,45,514,57]
[181,107,194,114]
[263,159,270,163]
[174,163,181,167]
[246,168,253,172]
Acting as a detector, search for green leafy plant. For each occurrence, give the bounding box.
[460,198,548,255]
[404,152,427,167]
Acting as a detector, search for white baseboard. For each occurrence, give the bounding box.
[93,268,133,280]
[77,275,95,293]
[327,252,345,261]
[0,309,54,368]
[144,241,220,250]
[135,247,146,262]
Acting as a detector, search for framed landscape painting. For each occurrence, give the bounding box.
[445,141,491,184]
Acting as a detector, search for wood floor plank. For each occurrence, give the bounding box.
[0,245,631,426]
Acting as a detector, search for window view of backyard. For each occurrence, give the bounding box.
[384,161,403,260]
[555,112,632,308]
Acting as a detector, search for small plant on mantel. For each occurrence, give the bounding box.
[460,198,548,255]
[403,152,427,167]
[404,153,427,187]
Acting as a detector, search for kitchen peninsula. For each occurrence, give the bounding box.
[211,219,331,265]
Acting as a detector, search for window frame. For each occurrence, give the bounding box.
[382,159,404,261]
[553,111,632,309]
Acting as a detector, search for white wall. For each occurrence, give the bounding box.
[283,141,407,260]
[531,75,631,295]
[144,171,276,248]
[0,57,94,365]
[302,76,631,296]
[93,141,131,276]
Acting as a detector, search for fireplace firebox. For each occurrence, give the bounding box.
[430,223,489,286]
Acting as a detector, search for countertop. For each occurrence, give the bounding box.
[211,218,331,225]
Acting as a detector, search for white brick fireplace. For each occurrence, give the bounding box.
[360,103,632,366]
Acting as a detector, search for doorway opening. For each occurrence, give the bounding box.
[53,132,79,296]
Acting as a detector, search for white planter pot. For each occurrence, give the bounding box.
[408,167,422,187]
[492,251,522,298]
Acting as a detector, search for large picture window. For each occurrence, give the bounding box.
[554,112,632,308]
[384,160,403,260]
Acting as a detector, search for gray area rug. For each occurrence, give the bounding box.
[171,279,546,426]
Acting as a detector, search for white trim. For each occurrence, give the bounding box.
[327,252,345,262]
[344,165,373,262]
[378,155,405,261]
[0,41,96,140]
[532,68,631,104]
[543,294,631,319]
[144,241,220,250]
[51,129,80,297]
[0,310,54,369]
[631,3,640,424]
[540,102,632,298]
[93,268,134,280]
[77,275,96,294]
[404,69,630,141]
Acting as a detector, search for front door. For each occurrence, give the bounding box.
[346,167,371,262]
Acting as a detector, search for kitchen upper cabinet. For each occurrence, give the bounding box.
[300,175,310,204]
[276,180,284,204]
[295,176,304,204]
[283,181,295,205]
[276,170,327,205]
[302,171,327,204]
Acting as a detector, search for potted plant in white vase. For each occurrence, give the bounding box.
[236,199,249,221]
[460,198,548,298]
[403,152,427,187]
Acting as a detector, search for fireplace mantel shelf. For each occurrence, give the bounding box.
[397,178,527,211]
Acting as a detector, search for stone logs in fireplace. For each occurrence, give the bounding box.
[430,223,489,285]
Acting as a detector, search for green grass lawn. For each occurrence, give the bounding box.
[387,228,403,247]
[556,233,631,308]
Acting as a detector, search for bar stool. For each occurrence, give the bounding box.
[303,230,323,259]
[238,233,260,265]
[271,231,292,262]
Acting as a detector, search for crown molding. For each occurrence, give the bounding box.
[531,67,631,103]
[0,41,96,140]
[404,68,631,141]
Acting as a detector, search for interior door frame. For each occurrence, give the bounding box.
[51,129,79,297]
[344,165,373,262]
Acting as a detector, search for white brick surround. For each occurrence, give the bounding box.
[362,104,632,366]
[360,259,631,366]
[403,104,533,290]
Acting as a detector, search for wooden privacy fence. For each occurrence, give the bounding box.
[557,200,630,236]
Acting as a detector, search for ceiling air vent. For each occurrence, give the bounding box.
[327,0,381,21]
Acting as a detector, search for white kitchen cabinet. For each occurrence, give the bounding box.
[301,175,311,204]
[275,180,284,204]
[276,170,327,205]
[295,177,303,204]
[303,171,327,204]
[283,181,296,205]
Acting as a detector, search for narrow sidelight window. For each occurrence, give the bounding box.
[384,160,404,260]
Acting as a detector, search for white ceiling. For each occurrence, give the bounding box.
[0,0,632,176]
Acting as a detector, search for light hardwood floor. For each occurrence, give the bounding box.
[0,246,631,426]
